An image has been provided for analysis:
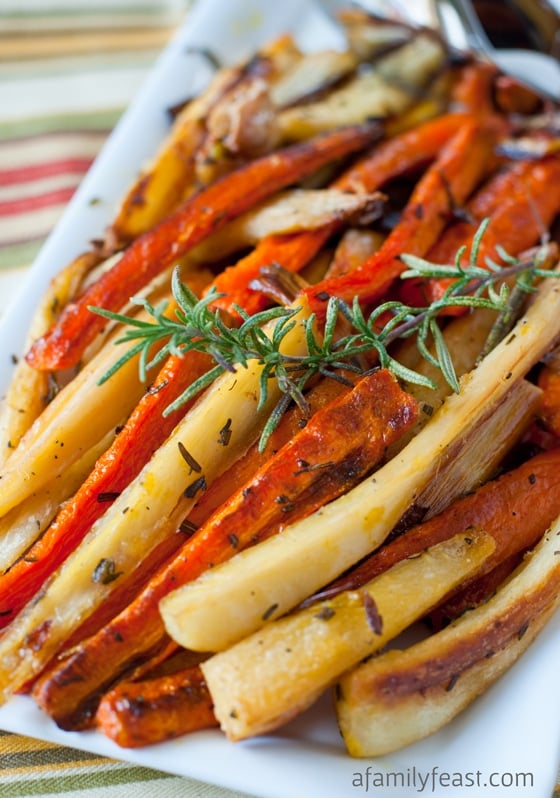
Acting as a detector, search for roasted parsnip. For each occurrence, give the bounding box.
[202,529,495,740]
[336,514,560,756]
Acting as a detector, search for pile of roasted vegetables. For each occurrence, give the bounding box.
[1,6,560,757]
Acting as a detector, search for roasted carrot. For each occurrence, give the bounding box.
[32,369,418,727]
[303,118,499,316]
[450,60,498,114]
[209,112,471,316]
[182,368,418,551]
[537,365,560,438]
[26,122,382,372]
[0,347,213,628]
[420,155,560,306]
[187,374,350,528]
[307,447,560,604]
[335,112,472,194]
[96,665,217,747]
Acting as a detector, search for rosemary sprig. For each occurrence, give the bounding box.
[91,219,557,450]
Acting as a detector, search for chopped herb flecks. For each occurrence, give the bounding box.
[92,558,123,585]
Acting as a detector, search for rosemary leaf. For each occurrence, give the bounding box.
[162,364,224,416]
[430,318,459,393]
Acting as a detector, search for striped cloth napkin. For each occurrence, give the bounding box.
[0,0,189,310]
[0,2,254,796]
[0,729,254,798]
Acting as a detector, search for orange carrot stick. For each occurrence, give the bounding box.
[187,374,350,528]
[537,365,560,438]
[421,155,560,306]
[451,60,498,114]
[32,369,418,726]
[26,122,381,372]
[96,665,217,747]
[209,112,471,316]
[303,118,499,316]
[182,369,417,553]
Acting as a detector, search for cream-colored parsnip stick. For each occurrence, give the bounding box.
[202,529,495,740]
[336,514,560,756]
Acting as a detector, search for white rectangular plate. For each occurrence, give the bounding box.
[0,1,559,796]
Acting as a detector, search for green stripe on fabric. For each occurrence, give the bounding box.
[0,764,175,797]
[0,241,43,270]
[0,747,105,771]
[0,53,162,82]
[0,110,118,140]
[0,5,187,21]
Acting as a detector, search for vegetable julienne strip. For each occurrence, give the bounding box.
[25,121,382,372]
[31,367,418,729]
[0,250,102,456]
[186,374,352,529]
[398,158,554,308]
[338,600,558,757]
[189,187,385,265]
[420,155,560,306]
